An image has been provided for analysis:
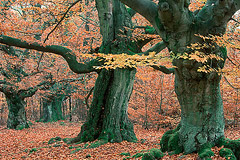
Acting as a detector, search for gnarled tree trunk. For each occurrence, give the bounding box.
[69,0,140,143]
[174,62,225,153]
[6,95,29,129]
[121,0,240,157]
[71,68,137,143]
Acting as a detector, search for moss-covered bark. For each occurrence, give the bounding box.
[173,64,225,154]
[6,95,29,129]
[39,95,65,122]
[70,68,137,143]
[69,0,139,144]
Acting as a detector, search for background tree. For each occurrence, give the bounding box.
[0,45,51,129]
[0,0,239,159]
[0,0,140,144]
[39,76,84,122]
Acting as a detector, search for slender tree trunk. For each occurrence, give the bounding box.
[69,96,72,122]
[159,75,164,114]
[71,68,137,143]
[6,95,29,129]
[144,94,149,130]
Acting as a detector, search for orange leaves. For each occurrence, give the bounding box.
[0,121,239,159]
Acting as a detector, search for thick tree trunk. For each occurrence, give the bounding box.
[71,68,137,143]
[69,0,139,144]
[175,66,224,154]
[39,95,64,122]
[6,96,29,129]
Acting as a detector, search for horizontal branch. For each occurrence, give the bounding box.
[151,65,174,74]
[0,35,100,74]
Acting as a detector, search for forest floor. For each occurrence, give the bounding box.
[0,121,239,160]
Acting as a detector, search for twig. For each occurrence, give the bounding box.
[37,0,82,70]
[223,76,240,90]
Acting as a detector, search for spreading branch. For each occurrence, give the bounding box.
[196,0,240,34]
[0,35,100,74]
[120,0,158,24]
[151,65,174,74]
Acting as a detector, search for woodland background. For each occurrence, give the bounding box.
[0,0,239,159]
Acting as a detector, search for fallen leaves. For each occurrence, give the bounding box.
[0,121,239,159]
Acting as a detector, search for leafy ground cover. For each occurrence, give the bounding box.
[0,121,239,159]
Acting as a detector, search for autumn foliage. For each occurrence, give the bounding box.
[0,0,240,159]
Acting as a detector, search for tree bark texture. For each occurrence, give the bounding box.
[6,95,29,129]
[71,68,137,143]
[39,95,65,122]
[69,0,139,143]
[120,0,240,155]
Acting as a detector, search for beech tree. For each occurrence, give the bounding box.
[39,78,83,122]
[0,0,141,143]
[120,0,240,158]
[0,0,240,159]
[0,46,51,129]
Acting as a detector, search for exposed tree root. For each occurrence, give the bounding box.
[160,124,183,155]
[217,137,240,160]
[197,143,214,160]
[69,140,107,154]
[160,125,240,160]
[123,148,164,160]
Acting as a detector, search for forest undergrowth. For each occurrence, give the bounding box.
[0,121,239,160]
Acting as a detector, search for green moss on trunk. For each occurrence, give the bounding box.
[6,95,29,129]
[70,68,137,143]
[39,95,64,122]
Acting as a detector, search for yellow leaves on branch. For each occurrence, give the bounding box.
[175,51,223,63]
[196,34,240,50]
[197,65,221,73]
[93,52,171,70]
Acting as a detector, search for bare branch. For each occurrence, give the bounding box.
[230,18,240,24]
[37,0,83,70]
[43,0,82,43]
